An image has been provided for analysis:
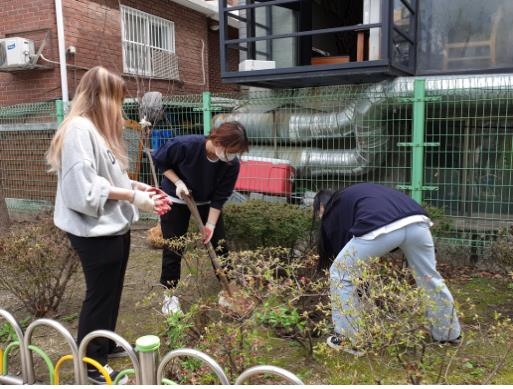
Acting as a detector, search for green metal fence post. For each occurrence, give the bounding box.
[411,79,426,203]
[397,79,440,203]
[55,100,64,125]
[202,91,212,135]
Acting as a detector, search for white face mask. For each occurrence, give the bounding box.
[215,147,238,162]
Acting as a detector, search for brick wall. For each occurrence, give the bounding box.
[0,0,61,105]
[208,27,240,93]
[0,0,240,105]
[0,1,242,204]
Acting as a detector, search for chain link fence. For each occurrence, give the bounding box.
[1,75,513,251]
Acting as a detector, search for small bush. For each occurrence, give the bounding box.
[0,214,80,317]
[490,226,513,270]
[423,204,454,238]
[255,303,306,335]
[224,200,312,250]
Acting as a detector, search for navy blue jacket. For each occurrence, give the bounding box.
[152,135,240,209]
[320,183,427,262]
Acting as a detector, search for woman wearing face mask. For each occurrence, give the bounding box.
[152,121,249,314]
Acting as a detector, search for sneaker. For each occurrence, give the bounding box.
[87,363,128,385]
[162,295,183,315]
[108,345,130,358]
[326,335,366,357]
[218,292,232,308]
[435,335,462,346]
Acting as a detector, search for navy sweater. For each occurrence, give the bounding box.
[320,183,427,261]
[152,135,240,209]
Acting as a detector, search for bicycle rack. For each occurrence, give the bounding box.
[235,365,304,385]
[79,330,141,384]
[23,318,79,384]
[0,309,27,385]
[157,348,230,385]
[0,309,304,385]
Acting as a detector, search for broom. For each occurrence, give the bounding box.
[138,91,164,188]
[138,92,166,248]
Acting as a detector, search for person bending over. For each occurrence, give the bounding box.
[313,183,461,356]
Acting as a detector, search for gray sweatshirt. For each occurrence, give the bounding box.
[53,116,138,237]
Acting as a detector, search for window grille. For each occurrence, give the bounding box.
[120,5,179,80]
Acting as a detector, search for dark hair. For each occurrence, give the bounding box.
[312,189,335,271]
[209,121,249,154]
[313,189,334,220]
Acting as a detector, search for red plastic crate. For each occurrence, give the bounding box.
[235,157,295,196]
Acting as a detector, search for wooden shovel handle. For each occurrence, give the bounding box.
[183,194,233,297]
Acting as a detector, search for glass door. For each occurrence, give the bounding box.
[390,0,416,73]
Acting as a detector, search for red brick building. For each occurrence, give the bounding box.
[0,0,240,106]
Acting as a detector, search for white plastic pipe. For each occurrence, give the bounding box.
[54,0,69,108]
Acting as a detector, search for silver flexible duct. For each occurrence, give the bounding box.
[213,74,513,177]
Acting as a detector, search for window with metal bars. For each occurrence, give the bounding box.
[120,5,179,80]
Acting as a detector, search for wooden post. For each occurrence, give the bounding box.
[357,31,365,62]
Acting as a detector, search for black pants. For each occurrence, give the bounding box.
[160,203,228,288]
[68,232,130,366]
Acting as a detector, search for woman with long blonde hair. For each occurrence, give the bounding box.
[46,66,171,384]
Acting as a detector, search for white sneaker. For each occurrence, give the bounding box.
[162,295,183,315]
[218,292,232,308]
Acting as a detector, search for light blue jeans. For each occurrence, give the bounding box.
[329,222,461,342]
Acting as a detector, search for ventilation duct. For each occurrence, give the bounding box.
[213,74,513,177]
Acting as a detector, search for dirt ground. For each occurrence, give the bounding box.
[1,219,223,384]
[2,216,512,384]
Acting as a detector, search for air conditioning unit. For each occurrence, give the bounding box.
[0,37,35,69]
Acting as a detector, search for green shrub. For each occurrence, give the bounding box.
[490,226,513,270]
[255,303,306,335]
[223,200,312,250]
[422,203,454,238]
[163,306,195,349]
[0,214,80,317]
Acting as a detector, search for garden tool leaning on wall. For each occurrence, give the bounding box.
[138,91,164,188]
[138,92,167,248]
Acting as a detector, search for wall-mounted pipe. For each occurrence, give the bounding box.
[54,0,69,107]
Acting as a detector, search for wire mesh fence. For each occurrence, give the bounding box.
[0,102,58,215]
[1,75,512,251]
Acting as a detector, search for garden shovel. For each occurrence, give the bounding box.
[182,193,234,297]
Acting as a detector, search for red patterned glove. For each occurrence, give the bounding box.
[202,222,215,244]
